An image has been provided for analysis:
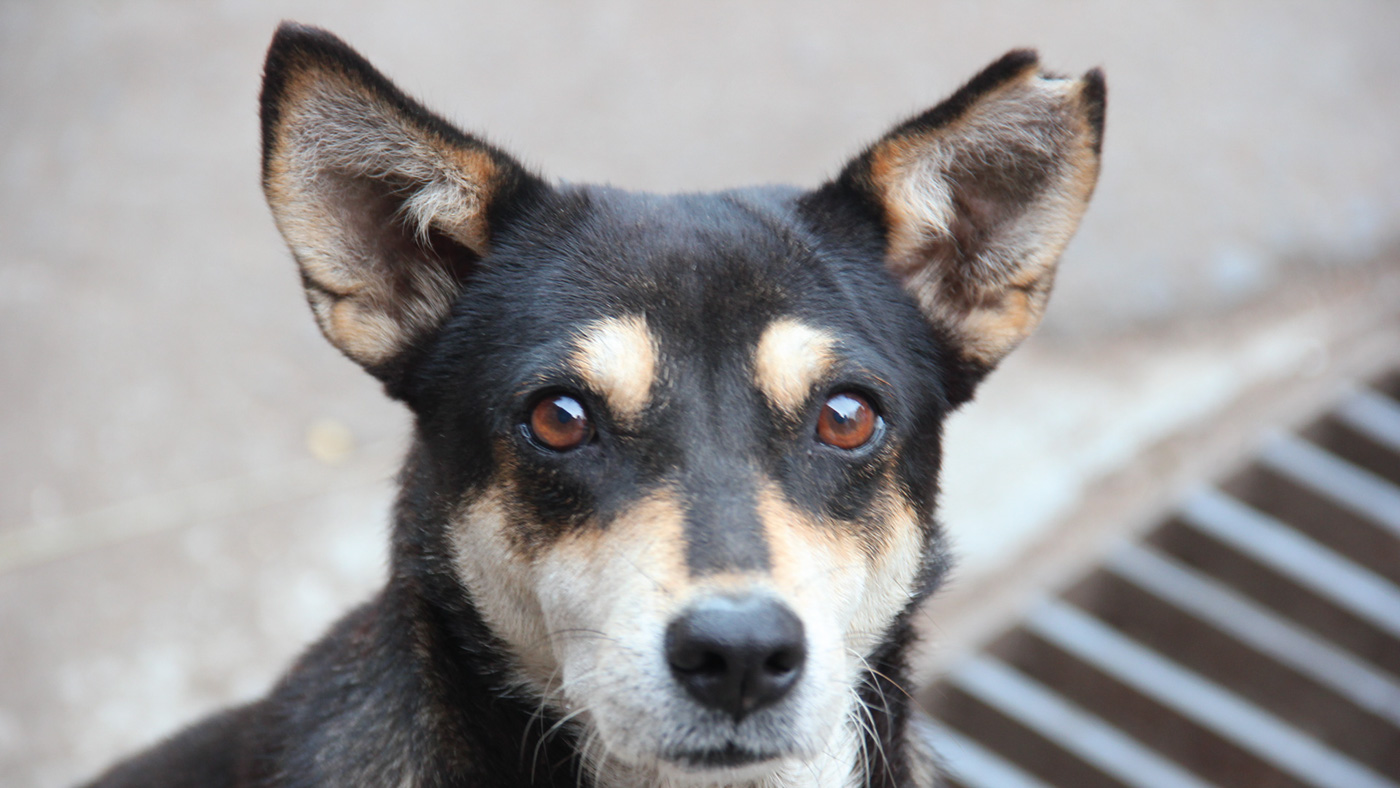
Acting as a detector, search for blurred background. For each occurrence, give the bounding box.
[2,2,1398,786]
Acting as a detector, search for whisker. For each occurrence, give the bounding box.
[531,703,592,782]
[521,663,564,772]
[849,648,917,705]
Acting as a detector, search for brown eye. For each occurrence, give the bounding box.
[529,394,593,451]
[816,392,878,450]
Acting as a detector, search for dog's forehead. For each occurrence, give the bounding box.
[482,187,849,360]
[516,187,815,309]
[590,193,850,357]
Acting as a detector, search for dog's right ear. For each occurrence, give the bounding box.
[260,23,544,384]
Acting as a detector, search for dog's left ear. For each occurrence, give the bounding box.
[806,50,1104,391]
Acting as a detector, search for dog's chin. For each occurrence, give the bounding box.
[587,711,827,788]
[655,747,789,786]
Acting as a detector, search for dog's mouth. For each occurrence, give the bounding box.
[662,743,783,771]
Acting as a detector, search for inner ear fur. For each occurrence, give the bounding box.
[260,23,543,378]
[817,49,1105,370]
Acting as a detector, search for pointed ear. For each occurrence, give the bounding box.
[260,23,545,382]
[810,50,1104,376]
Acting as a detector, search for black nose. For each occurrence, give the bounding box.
[665,595,807,721]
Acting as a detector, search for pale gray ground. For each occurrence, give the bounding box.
[2,2,1399,785]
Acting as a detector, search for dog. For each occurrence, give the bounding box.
[82,22,1103,788]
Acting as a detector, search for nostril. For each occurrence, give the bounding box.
[671,647,727,677]
[665,594,806,721]
[764,647,801,675]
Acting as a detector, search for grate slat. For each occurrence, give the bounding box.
[918,718,1054,788]
[1336,387,1400,455]
[1259,432,1400,538]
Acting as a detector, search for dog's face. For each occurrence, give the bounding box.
[420,192,952,780]
[260,25,1102,785]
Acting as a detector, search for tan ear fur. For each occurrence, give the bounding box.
[260,24,531,371]
[856,50,1105,366]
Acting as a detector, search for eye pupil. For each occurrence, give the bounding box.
[816,393,878,450]
[549,400,577,425]
[530,394,592,450]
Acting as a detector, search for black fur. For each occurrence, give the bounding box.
[82,23,1103,788]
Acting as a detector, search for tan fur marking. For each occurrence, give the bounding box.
[847,492,925,653]
[571,316,659,421]
[451,480,693,698]
[754,319,838,415]
[756,483,924,655]
[756,486,863,590]
[448,483,557,689]
[533,488,693,753]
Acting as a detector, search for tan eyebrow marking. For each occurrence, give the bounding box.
[754,318,838,415]
[571,315,659,420]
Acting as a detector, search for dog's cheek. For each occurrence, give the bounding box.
[844,493,926,655]
[532,490,690,751]
[448,484,558,689]
[762,484,925,668]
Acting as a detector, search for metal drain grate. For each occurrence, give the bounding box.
[927,371,1400,788]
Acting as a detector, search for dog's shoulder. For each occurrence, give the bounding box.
[79,703,259,788]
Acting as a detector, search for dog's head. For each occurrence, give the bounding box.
[260,24,1102,785]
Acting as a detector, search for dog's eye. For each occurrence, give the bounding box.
[529,394,593,451]
[816,392,879,450]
